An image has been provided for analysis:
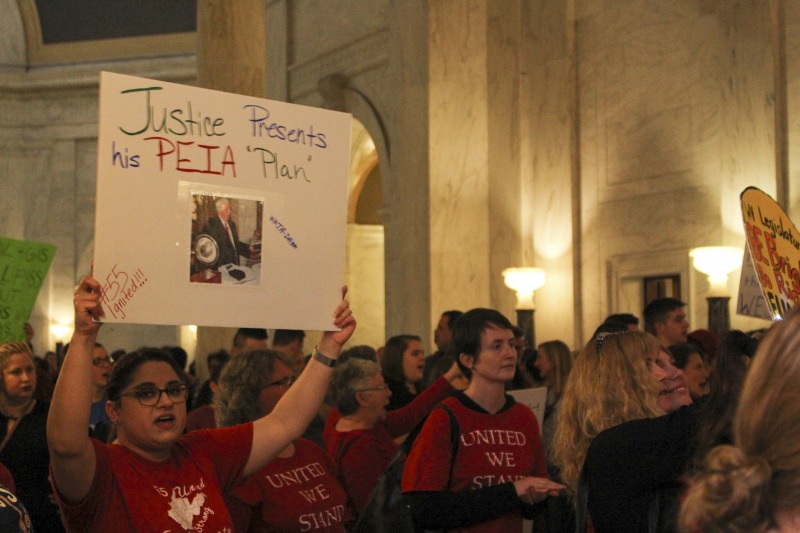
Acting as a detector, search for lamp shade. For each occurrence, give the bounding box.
[502,267,546,309]
[690,246,743,296]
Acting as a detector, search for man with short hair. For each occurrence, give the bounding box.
[422,310,463,387]
[89,343,112,441]
[592,312,640,338]
[231,327,268,356]
[643,297,689,346]
[272,329,306,368]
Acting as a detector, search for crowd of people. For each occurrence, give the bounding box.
[0,283,794,532]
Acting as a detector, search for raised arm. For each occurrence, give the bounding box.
[244,288,355,476]
[47,276,104,503]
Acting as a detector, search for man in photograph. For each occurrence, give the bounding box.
[202,197,255,270]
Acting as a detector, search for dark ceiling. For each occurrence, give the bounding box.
[35,0,196,44]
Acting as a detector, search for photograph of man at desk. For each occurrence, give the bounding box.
[190,194,263,286]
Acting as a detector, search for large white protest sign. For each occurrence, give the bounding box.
[94,72,352,329]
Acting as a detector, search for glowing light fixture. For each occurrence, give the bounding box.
[49,322,71,342]
[503,267,546,349]
[502,267,545,309]
[690,246,743,297]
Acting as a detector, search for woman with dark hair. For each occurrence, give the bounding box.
[47,275,355,532]
[216,349,353,532]
[680,310,800,532]
[668,342,710,401]
[381,334,425,410]
[689,330,758,468]
[402,308,563,532]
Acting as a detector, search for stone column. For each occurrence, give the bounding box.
[194,0,268,378]
[197,0,267,97]
[428,1,492,321]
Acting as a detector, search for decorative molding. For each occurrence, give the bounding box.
[288,28,389,101]
[17,0,196,66]
[0,55,196,92]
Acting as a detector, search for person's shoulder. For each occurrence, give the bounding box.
[180,422,253,450]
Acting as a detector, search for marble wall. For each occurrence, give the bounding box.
[3,0,796,359]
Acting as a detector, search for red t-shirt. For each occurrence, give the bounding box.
[324,377,455,513]
[402,396,548,533]
[54,423,253,532]
[186,404,217,432]
[230,438,353,533]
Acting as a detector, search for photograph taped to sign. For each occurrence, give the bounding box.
[740,186,800,319]
[94,72,352,329]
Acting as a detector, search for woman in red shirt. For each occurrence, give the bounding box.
[47,276,355,532]
[325,357,462,515]
[216,349,353,532]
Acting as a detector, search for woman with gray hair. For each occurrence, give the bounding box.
[215,349,352,532]
[324,357,462,515]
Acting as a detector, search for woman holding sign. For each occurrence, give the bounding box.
[46,276,355,532]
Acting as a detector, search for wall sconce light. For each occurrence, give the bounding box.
[502,268,546,309]
[690,246,743,297]
[49,322,73,369]
[502,267,546,348]
[690,246,743,338]
[49,322,71,342]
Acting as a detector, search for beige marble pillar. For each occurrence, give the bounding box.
[197,0,267,97]
[428,0,492,319]
[194,0,268,378]
[526,0,580,348]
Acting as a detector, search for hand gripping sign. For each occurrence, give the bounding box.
[94,72,352,329]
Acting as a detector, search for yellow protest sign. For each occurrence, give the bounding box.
[740,187,800,319]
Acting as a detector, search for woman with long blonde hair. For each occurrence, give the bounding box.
[680,308,800,532]
[553,331,694,533]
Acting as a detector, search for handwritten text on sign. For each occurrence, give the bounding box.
[0,237,56,342]
[93,72,351,329]
[111,87,326,182]
[740,187,800,319]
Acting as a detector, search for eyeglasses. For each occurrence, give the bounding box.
[119,385,188,406]
[92,357,113,367]
[357,383,390,393]
[266,375,297,390]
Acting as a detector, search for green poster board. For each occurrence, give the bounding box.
[0,236,56,342]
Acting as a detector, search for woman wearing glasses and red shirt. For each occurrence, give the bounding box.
[47,276,355,532]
